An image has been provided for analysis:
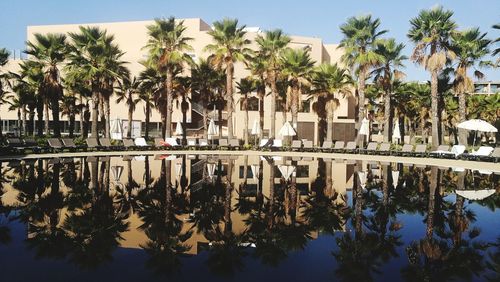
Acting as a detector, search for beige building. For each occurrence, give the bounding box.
[0,18,357,143]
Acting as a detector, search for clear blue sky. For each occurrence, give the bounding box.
[1,0,498,81]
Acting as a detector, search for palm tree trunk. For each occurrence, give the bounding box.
[44,101,50,136]
[69,112,75,138]
[226,62,234,139]
[426,166,439,238]
[165,67,173,138]
[145,102,150,139]
[127,105,133,138]
[356,66,367,147]
[243,93,249,145]
[325,160,332,197]
[99,95,105,138]
[79,95,84,137]
[258,82,265,140]
[224,160,234,236]
[28,110,35,136]
[51,91,61,137]
[182,94,188,146]
[104,97,110,139]
[383,89,392,143]
[269,72,278,139]
[326,106,333,142]
[203,102,208,139]
[291,82,299,133]
[267,160,275,228]
[354,170,364,239]
[430,55,440,150]
[458,90,467,145]
[36,96,43,136]
[91,85,99,139]
[21,107,27,137]
[218,101,223,138]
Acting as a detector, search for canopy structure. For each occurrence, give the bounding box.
[357,171,367,191]
[250,164,260,181]
[206,163,217,179]
[208,119,218,137]
[456,189,496,201]
[175,121,183,136]
[110,117,123,140]
[392,121,401,142]
[251,120,261,136]
[279,121,296,137]
[278,165,295,181]
[111,165,124,181]
[391,170,400,188]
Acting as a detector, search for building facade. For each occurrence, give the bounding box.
[1,18,358,142]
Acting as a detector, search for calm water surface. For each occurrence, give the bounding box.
[0,155,498,282]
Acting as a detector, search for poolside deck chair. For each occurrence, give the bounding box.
[378,143,391,155]
[259,138,272,149]
[321,141,333,152]
[413,144,428,157]
[291,140,302,151]
[134,137,151,150]
[61,138,84,152]
[187,139,197,149]
[462,146,494,161]
[359,142,378,154]
[24,138,43,153]
[429,145,451,158]
[484,147,500,163]
[47,138,64,153]
[394,144,413,156]
[229,139,240,150]
[99,138,120,151]
[6,138,27,154]
[154,138,165,150]
[85,138,102,151]
[432,145,466,159]
[332,141,345,153]
[164,138,181,149]
[122,139,136,150]
[344,141,357,153]
[271,139,283,151]
[219,139,230,150]
[198,138,209,150]
[303,140,314,152]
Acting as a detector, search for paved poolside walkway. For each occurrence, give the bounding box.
[1,149,499,173]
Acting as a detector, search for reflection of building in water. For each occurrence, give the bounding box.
[0,155,355,255]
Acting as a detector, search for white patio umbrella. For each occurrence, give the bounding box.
[357,171,367,191]
[175,120,183,136]
[208,119,218,136]
[250,164,260,181]
[175,161,182,179]
[455,189,496,201]
[251,120,261,135]
[111,165,124,181]
[457,119,498,147]
[359,118,370,142]
[279,121,296,137]
[110,117,123,140]
[278,165,295,181]
[206,163,216,179]
[392,121,401,143]
[391,170,400,188]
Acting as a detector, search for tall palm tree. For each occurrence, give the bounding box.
[0,48,10,138]
[116,74,140,138]
[205,18,251,139]
[311,63,353,142]
[280,48,315,135]
[372,38,407,142]
[492,24,500,66]
[236,77,255,145]
[450,28,490,144]
[25,33,68,137]
[408,6,457,149]
[191,58,226,139]
[138,90,154,140]
[339,15,387,146]
[67,26,126,139]
[255,30,291,139]
[139,65,167,137]
[245,54,267,140]
[144,17,193,139]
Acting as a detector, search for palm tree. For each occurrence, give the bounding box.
[0,48,10,138]
[450,28,490,144]
[191,58,226,138]
[408,6,457,149]
[339,15,387,146]
[311,63,353,142]
[492,24,500,66]
[138,65,166,137]
[372,38,407,142]
[255,30,291,139]
[245,54,267,140]
[205,18,251,139]
[280,48,315,134]
[64,71,90,137]
[116,74,140,138]
[173,75,191,145]
[67,26,126,139]
[8,76,36,136]
[236,77,255,145]
[138,90,154,140]
[25,33,68,137]
[144,17,194,139]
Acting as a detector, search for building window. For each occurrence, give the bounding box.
[300,99,311,113]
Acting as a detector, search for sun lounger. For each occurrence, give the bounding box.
[165,137,181,149]
[484,147,500,162]
[378,143,391,155]
[259,138,272,149]
[395,144,414,156]
[291,140,302,151]
[122,139,136,150]
[321,141,333,152]
[271,139,283,151]
[219,139,229,149]
[99,138,120,150]
[359,142,378,154]
[85,138,102,151]
[47,138,64,152]
[229,139,240,150]
[24,138,43,153]
[187,139,197,149]
[134,137,151,150]
[61,138,84,152]
[344,141,357,153]
[429,145,451,158]
[413,144,428,157]
[431,144,466,159]
[332,141,345,153]
[198,138,209,150]
[303,140,314,152]
[462,146,494,161]
[6,138,26,154]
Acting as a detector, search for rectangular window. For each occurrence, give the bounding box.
[296,165,309,178]
[239,166,254,179]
